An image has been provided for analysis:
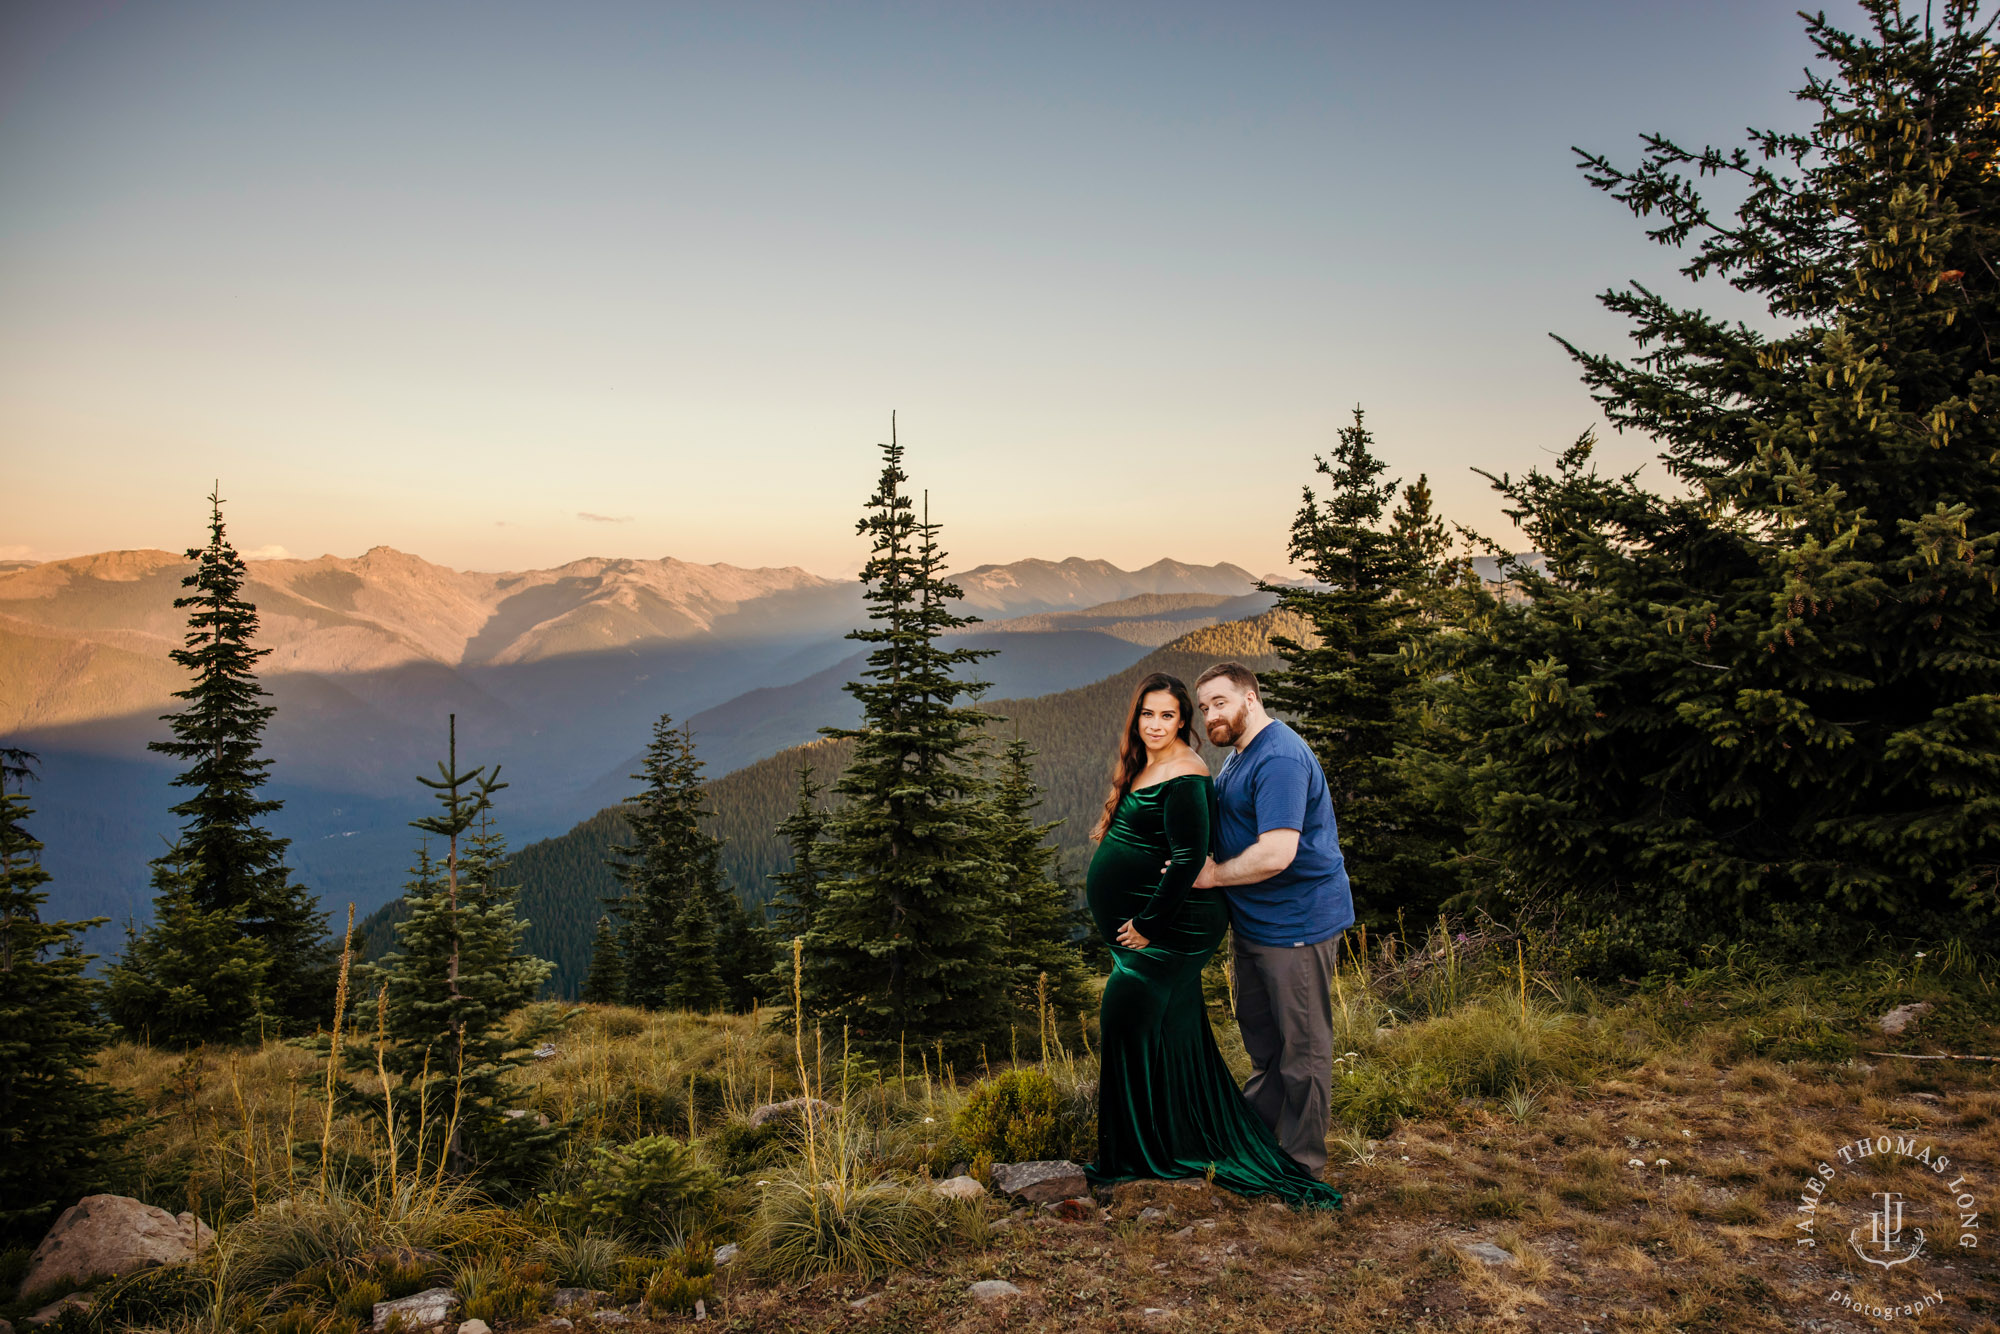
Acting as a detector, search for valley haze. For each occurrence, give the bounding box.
[0,543,1277,951]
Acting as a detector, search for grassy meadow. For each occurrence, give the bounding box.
[6,928,2000,1333]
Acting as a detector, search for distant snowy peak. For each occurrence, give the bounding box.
[943,556,1259,615]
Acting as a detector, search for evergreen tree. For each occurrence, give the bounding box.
[802,425,1011,1059]
[366,718,554,1178]
[115,490,331,1037]
[985,732,1089,1012]
[609,716,731,1012]
[1463,1,2000,962]
[714,894,778,1014]
[767,764,829,941]
[580,916,626,1005]
[1263,412,1474,925]
[0,751,135,1241]
[105,850,273,1045]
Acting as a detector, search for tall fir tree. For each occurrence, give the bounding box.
[580,915,626,1004]
[1460,0,2000,962]
[365,718,554,1179]
[0,751,135,1242]
[112,490,331,1037]
[984,732,1089,1013]
[801,425,1012,1059]
[106,848,273,1045]
[1263,412,1475,926]
[766,763,829,942]
[608,716,731,1012]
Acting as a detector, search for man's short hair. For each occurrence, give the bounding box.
[1195,661,1259,697]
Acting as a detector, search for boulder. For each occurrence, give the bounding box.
[21,1195,215,1299]
[1461,1241,1515,1267]
[989,1160,1088,1204]
[748,1096,835,1128]
[932,1175,986,1201]
[1880,1002,1934,1037]
[968,1280,1024,1301]
[372,1287,458,1330]
[458,1322,493,1334]
[24,1294,92,1328]
[553,1288,610,1310]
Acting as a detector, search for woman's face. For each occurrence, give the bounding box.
[1136,689,1183,754]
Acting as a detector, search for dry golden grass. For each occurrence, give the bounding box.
[16,945,2000,1334]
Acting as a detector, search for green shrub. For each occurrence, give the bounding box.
[643,1245,715,1315]
[534,1230,629,1290]
[83,1263,212,1329]
[543,1135,721,1241]
[457,1257,551,1323]
[954,1068,1086,1162]
[336,1277,386,1324]
[707,1118,786,1176]
[754,1177,966,1280]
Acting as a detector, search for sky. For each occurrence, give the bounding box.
[1,0,1853,579]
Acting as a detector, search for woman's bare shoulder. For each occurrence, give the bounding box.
[1166,751,1210,778]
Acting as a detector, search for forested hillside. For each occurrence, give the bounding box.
[362,607,1309,995]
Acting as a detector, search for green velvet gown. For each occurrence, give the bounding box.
[1083,773,1343,1210]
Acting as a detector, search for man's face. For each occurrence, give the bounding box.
[1198,679,1252,747]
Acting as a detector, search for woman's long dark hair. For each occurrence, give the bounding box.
[1090,671,1198,841]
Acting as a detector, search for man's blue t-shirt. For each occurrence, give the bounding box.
[1213,719,1353,947]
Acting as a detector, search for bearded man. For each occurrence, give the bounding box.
[1190,660,1353,1175]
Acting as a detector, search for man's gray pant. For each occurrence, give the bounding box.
[1231,930,1339,1174]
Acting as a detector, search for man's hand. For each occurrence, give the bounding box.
[1115,919,1151,949]
[1193,856,1219,889]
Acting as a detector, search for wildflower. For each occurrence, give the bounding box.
[922,1116,936,1124]
[1915,951,1928,959]
[1627,1158,1645,1168]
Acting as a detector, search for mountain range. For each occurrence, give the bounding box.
[0,546,1273,944]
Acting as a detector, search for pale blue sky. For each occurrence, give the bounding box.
[1,0,1844,578]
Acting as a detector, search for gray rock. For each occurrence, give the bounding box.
[590,1311,632,1325]
[948,1161,971,1178]
[21,1195,215,1300]
[988,1160,1088,1204]
[1137,1207,1170,1224]
[748,1096,836,1128]
[501,1108,551,1127]
[1461,1241,1515,1267]
[712,1242,741,1267]
[1170,1226,1195,1241]
[532,1043,560,1060]
[968,1279,1025,1301]
[553,1288,610,1310]
[25,1294,92,1327]
[847,1294,879,1309]
[1880,1002,1934,1037]
[548,1321,573,1331]
[373,1287,458,1330]
[932,1175,986,1201]
[458,1321,493,1334]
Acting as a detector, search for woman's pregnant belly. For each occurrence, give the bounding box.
[1085,836,1228,956]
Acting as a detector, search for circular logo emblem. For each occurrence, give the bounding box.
[1790,1129,1980,1321]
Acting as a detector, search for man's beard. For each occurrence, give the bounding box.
[1205,702,1248,747]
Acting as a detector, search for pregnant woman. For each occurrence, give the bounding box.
[1083,671,1342,1209]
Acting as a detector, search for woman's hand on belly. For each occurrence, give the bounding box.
[1115,919,1151,949]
